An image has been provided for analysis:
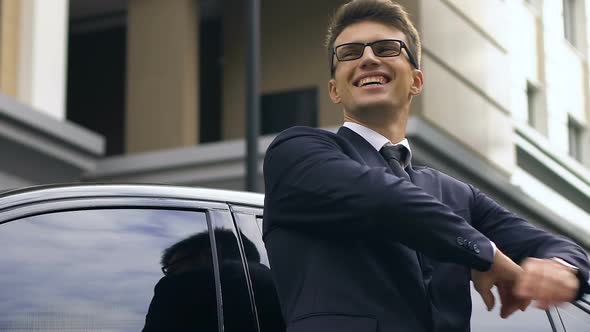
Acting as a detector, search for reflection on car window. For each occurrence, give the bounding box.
[556,295,590,331]
[235,213,285,332]
[470,285,552,332]
[211,210,258,332]
[143,229,218,332]
[0,209,216,332]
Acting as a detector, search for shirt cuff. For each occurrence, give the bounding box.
[551,257,579,273]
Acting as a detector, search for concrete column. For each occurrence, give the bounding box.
[222,0,247,140]
[0,0,20,97]
[126,0,199,153]
[17,0,69,119]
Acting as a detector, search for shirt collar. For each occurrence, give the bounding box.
[343,121,413,168]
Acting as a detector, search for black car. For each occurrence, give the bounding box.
[0,184,588,331]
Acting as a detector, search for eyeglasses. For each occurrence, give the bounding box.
[161,255,191,276]
[330,39,419,75]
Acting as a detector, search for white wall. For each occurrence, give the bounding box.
[18,0,69,120]
[542,0,587,154]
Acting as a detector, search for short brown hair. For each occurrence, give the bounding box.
[325,0,421,76]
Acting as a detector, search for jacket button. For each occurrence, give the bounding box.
[473,244,480,253]
[457,237,464,246]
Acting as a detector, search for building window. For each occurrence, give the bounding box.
[563,0,577,46]
[526,82,538,128]
[261,88,318,135]
[525,81,548,135]
[568,117,584,161]
[67,11,127,156]
[199,16,223,143]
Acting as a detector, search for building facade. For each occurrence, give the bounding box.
[1,0,590,246]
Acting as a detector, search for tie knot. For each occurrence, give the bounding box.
[380,144,408,164]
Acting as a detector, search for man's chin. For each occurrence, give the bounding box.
[354,101,397,113]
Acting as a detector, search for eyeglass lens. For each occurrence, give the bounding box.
[336,40,402,61]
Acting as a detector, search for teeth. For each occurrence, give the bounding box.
[359,76,386,86]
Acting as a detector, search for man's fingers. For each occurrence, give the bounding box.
[479,289,495,311]
[500,303,519,319]
[535,299,550,310]
[498,283,528,319]
[520,299,532,311]
[516,258,579,306]
[499,297,530,318]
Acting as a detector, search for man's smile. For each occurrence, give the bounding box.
[353,72,392,87]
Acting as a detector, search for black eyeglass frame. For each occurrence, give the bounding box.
[330,39,419,76]
[161,254,192,276]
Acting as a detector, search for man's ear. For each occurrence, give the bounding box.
[329,79,341,104]
[410,70,424,96]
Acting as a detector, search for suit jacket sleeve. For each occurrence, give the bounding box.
[264,128,493,271]
[469,185,590,297]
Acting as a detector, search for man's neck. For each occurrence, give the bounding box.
[343,110,408,144]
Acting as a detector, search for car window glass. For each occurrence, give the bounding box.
[235,213,285,332]
[210,210,258,332]
[0,209,218,332]
[470,285,552,331]
[555,295,590,331]
[256,217,263,234]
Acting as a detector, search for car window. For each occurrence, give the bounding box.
[256,217,263,234]
[555,296,590,331]
[0,208,218,332]
[234,213,285,332]
[210,210,259,332]
[470,286,553,331]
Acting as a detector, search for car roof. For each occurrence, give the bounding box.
[0,183,265,211]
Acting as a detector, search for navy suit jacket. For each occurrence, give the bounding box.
[263,126,590,332]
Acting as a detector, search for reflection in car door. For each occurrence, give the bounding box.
[0,202,221,332]
[210,209,261,332]
[231,207,285,332]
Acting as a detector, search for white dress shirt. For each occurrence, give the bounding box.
[343,122,412,168]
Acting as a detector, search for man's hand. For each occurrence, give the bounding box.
[514,258,579,310]
[472,250,531,319]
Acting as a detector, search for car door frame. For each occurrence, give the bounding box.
[0,192,252,332]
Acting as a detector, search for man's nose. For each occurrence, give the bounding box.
[359,45,380,66]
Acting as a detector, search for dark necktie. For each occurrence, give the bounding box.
[379,144,410,181]
[380,144,425,270]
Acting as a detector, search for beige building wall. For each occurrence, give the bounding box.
[16,0,69,120]
[222,0,343,140]
[507,0,543,126]
[221,0,247,140]
[419,0,515,174]
[543,0,587,155]
[126,0,199,153]
[0,0,20,97]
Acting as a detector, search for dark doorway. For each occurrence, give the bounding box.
[261,88,318,135]
[66,10,127,156]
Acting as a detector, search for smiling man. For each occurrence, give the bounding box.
[262,1,590,331]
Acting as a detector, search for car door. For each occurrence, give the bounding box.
[0,191,236,332]
[230,205,286,332]
[470,284,556,331]
[470,278,590,331]
[549,295,590,331]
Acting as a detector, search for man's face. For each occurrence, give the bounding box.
[329,21,423,117]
